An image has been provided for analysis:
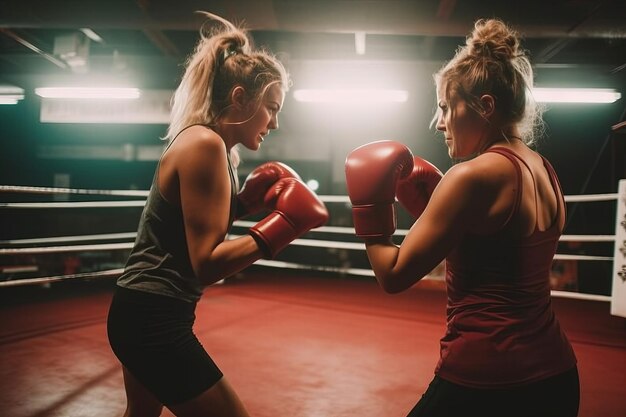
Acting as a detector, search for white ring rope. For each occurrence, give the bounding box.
[0,243,134,254]
[0,185,619,302]
[0,228,615,247]
[0,201,147,208]
[563,193,619,203]
[558,234,616,242]
[0,233,137,246]
[0,188,618,245]
[0,185,149,197]
[0,258,611,302]
[549,291,611,302]
[0,238,615,262]
[0,184,619,204]
[255,259,377,277]
[0,268,123,288]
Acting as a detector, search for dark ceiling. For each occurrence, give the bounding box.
[0,0,625,91]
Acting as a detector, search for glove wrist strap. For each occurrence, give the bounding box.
[351,203,396,237]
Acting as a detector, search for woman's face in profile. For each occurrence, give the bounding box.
[235,83,285,151]
[436,87,486,160]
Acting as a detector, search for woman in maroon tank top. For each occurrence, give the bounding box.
[357,18,579,417]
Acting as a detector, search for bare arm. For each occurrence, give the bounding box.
[365,162,496,293]
[164,128,263,285]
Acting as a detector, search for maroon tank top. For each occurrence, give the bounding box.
[435,147,576,388]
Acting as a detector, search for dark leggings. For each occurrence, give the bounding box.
[107,286,224,406]
[407,367,580,417]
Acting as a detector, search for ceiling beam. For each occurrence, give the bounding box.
[0,28,67,69]
[0,0,624,39]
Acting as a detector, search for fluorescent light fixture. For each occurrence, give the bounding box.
[0,97,21,105]
[532,88,621,103]
[0,86,25,105]
[293,89,408,103]
[35,87,141,99]
[80,28,103,43]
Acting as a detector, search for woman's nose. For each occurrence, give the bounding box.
[269,115,279,130]
[435,114,445,131]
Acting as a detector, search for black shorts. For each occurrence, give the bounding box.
[407,366,580,417]
[107,286,223,406]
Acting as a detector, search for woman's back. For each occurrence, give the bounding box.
[439,143,576,388]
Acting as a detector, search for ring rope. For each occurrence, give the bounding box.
[549,291,611,302]
[0,268,123,288]
[558,235,616,242]
[0,195,620,207]
[0,185,149,197]
[0,184,619,204]
[255,259,377,277]
[0,233,138,246]
[0,260,612,303]
[0,229,617,246]
[0,201,147,209]
[0,238,615,261]
[0,243,134,254]
[563,193,619,203]
[0,185,619,301]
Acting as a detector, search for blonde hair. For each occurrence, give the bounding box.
[434,19,544,145]
[165,12,290,160]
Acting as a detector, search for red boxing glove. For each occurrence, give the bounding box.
[236,162,300,219]
[395,157,443,219]
[345,140,414,237]
[249,178,329,258]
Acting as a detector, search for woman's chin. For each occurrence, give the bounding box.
[243,141,261,152]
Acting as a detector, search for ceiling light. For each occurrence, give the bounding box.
[35,87,141,100]
[0,86,24,105]
[532,88,621,103]
[80,28,104,43]
[0,97,21,105]
[293,89,408,103]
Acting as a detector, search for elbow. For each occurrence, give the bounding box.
[382,282,404,294]
[193,260,226,286]
[194,268,217,286]
[377,274,412,294]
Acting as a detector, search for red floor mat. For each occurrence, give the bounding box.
[0,270,624,417]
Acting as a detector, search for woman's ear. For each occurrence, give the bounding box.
[230,86,248,109]
[479,94,496,118]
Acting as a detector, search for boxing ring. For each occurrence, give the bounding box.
[0,181,625,417]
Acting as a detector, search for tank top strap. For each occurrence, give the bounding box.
[483,147,524,229]
[160,123,239,228]
[539,154,565,221]
[226,152,238,228]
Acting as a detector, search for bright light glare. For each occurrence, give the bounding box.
[35,87,141,99]
[0,86,24,104]
[532,88,621,103]
[355,32,366,55]
[306,179,320,191]
[293,89,408,103]
[0,97,21,105]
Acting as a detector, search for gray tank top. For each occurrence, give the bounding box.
[116,126,238,302]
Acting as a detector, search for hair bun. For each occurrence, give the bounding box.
[466,19,520,61]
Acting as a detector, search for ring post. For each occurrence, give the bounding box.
[610,179,626,317]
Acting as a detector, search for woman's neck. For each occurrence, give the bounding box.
[212,122,236,151]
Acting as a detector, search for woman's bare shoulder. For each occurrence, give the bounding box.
[174,125,225,151]
[438,154,517,201]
